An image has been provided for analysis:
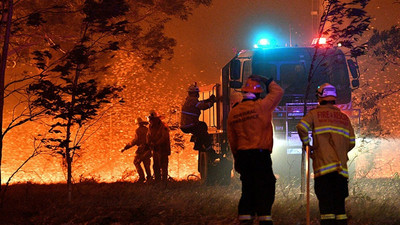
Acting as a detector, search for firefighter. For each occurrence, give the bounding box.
[180,82,217,152]
[121,117,152,183]
[147,110,171,184]
[296,83,356,225]
[227,75,284,225]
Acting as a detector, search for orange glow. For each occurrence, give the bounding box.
[2,52,201,184]
[352,138,400,179]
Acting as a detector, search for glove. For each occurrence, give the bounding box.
[209,94,216,102]
[249,75,273,87]
[303,144,315,159]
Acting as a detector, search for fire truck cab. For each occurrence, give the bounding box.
[198,41,361,183]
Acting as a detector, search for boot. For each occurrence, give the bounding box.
[238,220,253,225]
[320,219,336,225]
[145,175,152,183]
[336,220,348,225]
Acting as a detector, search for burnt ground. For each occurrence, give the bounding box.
[0,178,399,225]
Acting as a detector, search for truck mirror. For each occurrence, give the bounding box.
[352,80,359,88]
[229,80,242,89]
[347,59,359,79]
[230,60,241,80]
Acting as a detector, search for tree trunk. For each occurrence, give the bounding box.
[66,150,72,201]
[0,0,13,192]
[65,64,81,202]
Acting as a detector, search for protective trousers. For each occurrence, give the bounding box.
[133,151,151,181]
[181,121,212,151]
[314,172,349,225]
[152,150,169,182]
[235,150,276,225]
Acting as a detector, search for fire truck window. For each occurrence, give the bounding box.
[280,64,307,94]
[243,61,252,82]
[253,63,277,80]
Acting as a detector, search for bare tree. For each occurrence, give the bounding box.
[0,0,67,190]
[27,0,212,201]
[300,0,371,195]
[0,134,44,207]
[0,0,14,192]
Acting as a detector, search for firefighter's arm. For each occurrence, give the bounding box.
[122,132,139,152]
[196,95,216,110]
[261,81,284,111]
[349,121,356,151]
[296,113,313,146]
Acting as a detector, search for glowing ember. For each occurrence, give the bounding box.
[3,52,201,184]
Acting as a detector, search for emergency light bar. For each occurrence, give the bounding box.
[254,38,271,49]
[311,37,327,45]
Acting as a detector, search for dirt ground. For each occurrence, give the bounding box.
[0,178,399,225]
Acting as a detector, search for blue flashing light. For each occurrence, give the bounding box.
[254,38,271,49]
[259,38,270,46]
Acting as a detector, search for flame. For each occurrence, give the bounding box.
[2,52,201,184]
[3,50,400,184]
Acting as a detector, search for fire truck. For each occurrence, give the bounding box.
[197,38,361,184]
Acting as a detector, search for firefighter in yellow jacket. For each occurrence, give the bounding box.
[227,75,284,225]
[296,83,355,225]
[121,117,152,183]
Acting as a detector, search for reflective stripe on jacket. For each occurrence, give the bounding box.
[180,95,214,128]
[296,104,355,178]
[227,81,284,156]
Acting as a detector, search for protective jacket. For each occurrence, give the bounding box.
[296,104,356,178]
[148,118,171,155]
[125,125,149,154]
[227,81,284,156]
[181,96,214,129]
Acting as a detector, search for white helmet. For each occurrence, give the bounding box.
[188,82,199,93]
[316,83,337,101]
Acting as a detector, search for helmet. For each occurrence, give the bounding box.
[147,110,159,120]
[188,82,200,93]
[316,83,337,101]
[242,77,263,93]
[135,117,148,125]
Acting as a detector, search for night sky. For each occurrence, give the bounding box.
[161,0,400,84]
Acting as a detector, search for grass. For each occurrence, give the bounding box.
[0,177,399,225]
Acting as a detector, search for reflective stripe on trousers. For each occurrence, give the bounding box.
[238,215,252,221]
[336,214,348,220]
[258,215,272,221]
[321,214,335,220]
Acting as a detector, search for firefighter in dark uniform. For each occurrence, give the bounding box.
[296,83,356,225]
[227,75,284,225]
[121,117,152,183]
[181,82,221,184]
[180,82,216,152]
[147,110,171,184]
